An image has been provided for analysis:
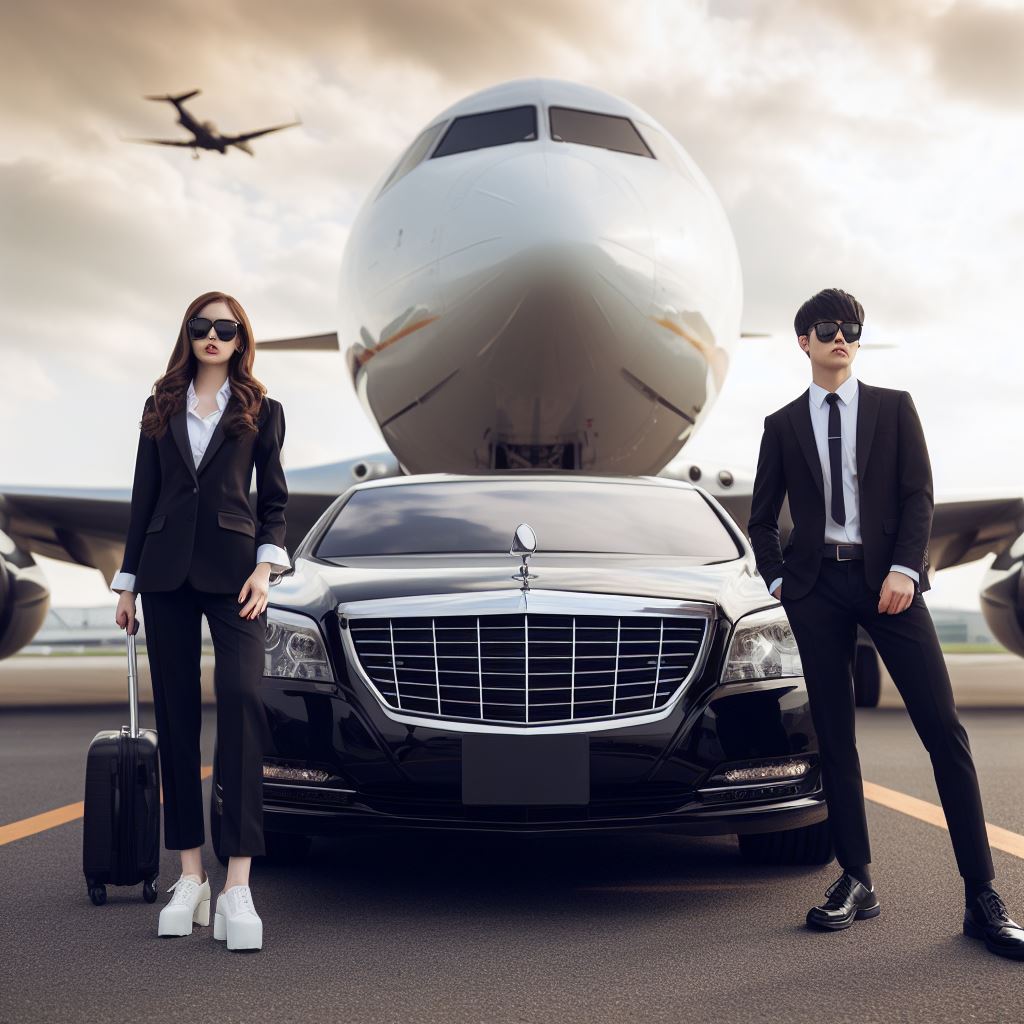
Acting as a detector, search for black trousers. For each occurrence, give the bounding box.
[781,557,994,881]
[140,579,270,857]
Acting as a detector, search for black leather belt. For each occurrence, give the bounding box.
[822,543,863,561]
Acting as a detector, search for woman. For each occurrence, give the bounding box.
[112,290,290,952]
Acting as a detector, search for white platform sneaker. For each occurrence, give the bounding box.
[157,873,211,936]
[213,885,263,951]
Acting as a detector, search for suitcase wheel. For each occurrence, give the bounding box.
[87,882,107,906]
[143,878,158,903]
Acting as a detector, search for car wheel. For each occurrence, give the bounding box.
[737,819,834,865]
[854,643,882,708]
[261,830,312,863]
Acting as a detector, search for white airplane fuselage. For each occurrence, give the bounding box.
[338,78,742,474]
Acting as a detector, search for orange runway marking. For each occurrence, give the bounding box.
[863,780,1024,860]
[0,765,212,847]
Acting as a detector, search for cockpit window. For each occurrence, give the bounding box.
[549,106,654,158]
[431,105,537,159]
[378,121,447,196]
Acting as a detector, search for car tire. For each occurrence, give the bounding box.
[737,819,834,865]
[261,830,313,864]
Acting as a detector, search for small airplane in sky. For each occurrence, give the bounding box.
[123,89,301,158]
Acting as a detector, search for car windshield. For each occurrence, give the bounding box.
[315,480,741,557]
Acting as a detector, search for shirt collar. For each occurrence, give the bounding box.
[186,377,232,413]
[809,372,858,409]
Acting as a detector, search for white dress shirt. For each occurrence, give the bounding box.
[110,377,291,594]
[770,371,919,596]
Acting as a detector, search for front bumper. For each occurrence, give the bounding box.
[255,606,824,837]
[261,788,826,837]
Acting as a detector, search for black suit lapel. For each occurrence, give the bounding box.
[787,389,824,497]
[855,381,881,482]
[170,408,199,488]
[196,395,234,476]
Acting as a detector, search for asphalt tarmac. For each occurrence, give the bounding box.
[1,662,1022,1023]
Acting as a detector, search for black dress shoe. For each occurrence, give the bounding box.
[806,872,881,931]
[964,889,1024,960]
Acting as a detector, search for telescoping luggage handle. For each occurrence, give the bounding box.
[125,623,140,740]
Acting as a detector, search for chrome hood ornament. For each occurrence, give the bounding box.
[509,523,538,591]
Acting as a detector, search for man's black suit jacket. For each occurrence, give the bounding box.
[747,380,932,601]
[118,392,288,594]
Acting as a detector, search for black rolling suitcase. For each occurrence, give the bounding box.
[82,621,161,905]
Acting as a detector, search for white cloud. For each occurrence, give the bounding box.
[2,0,1023,610]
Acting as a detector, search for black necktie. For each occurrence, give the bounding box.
[824,392,846,525]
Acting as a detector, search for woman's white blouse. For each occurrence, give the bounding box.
[110,378,291,594]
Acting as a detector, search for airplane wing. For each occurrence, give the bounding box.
[144,90,201,104]
[224,120,302,145]
[123,137,196,148]
[660,460,1024,576]
[253,332,339,352]
[0,452,400,659]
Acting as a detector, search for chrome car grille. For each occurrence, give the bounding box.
[347,610,710,726]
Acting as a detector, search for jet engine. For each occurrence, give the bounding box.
[979,532,1024,657]
[0,529,52,659]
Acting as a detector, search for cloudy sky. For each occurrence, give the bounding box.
[3,0,1023,609]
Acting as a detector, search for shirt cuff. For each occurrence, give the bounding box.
[768,576,783,596]
[111,571,137,595]
[890,564,920,584]
[256,544,291,574]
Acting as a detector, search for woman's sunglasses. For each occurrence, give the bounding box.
[811,320,862,343]
[188,317,242,342]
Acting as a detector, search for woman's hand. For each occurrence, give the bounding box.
[115,591,139,635]
[238,563,272,620]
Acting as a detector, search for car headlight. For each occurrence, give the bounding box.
[265,607,334,681]
[721,606,802,683]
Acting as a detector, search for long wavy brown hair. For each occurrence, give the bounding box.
[139,291,267,439]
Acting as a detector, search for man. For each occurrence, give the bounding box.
[747,287,1024,959]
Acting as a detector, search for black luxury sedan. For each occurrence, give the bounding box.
[209,474,831,866]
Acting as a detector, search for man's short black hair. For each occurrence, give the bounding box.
[794,288,865,338]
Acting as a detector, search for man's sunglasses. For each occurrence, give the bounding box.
[188,317,242,342]
[811,320,862,343]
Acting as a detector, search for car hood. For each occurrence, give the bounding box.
[270,553,778,625]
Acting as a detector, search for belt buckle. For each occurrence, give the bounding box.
[835,543,852,562]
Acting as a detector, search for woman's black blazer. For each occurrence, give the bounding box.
[118,392,288,594]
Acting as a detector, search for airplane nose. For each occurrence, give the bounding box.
[439,149,654,285]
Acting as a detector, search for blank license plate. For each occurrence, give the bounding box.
[461,734,590,805]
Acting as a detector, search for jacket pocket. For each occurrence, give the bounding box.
[217,510,256,537]
[883,517,899,535]
[145,513,167,534]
